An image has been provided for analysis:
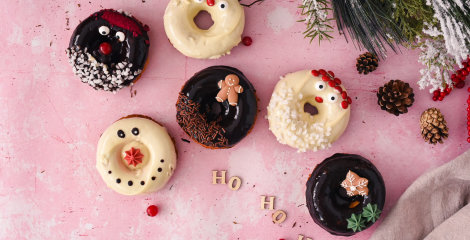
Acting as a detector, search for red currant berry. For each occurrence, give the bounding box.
[467,137,470,143]
[456,81,466,89]
[432,96,438,101]
[467,87,470,92]
[467,66,470,72]
[438,96,444,101]
[147,205,159,217]
[433,90,440,97]
[440,92,446,97]
[242,36,252,46]
[463,69,469,76]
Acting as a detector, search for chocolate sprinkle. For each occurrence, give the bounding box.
[176,93,229,148]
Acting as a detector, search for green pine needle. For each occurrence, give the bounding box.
[299,0,334,44]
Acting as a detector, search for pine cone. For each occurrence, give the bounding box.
[420,108,449,144]
[356,52,379,74]
[377,80,415,116]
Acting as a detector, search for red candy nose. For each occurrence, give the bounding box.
[315,96,323,103]
[207,0,215,6]
[99,42,112,55]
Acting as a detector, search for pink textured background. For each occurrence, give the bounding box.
[0,0,469,239]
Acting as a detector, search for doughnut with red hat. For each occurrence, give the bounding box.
[66,9,150,92]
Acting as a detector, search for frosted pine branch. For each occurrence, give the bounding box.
[417,35,456,92]
[299,0,334,43]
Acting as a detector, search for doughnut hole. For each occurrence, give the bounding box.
[120,141,150,171]
[193,10,214,30]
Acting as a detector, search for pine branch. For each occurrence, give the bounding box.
[392,0,434,42]
[299,0,334,44]
[331,0,408,59]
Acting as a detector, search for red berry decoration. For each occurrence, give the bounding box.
[242,36,252,46]
[432,57,470,101]
[147,205,159,217]
[468,93,470,144]
[99,42,112,55]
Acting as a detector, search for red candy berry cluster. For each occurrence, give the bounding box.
[432,57,470,101]
[311,69,352,109]
[467,87,470,143]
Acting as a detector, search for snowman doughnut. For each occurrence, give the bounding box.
[267,69,352,152]
[96,116,177,196]
[164,0,245,59]
[67,9,150,92]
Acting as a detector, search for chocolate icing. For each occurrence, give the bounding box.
[176,66,257,148]
[67,9,149,91]
[305,153,386,236]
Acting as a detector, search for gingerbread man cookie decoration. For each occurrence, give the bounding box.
[216,74,244,106]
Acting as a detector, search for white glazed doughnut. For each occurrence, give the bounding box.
[96,116,177,195]
[163,0,245,59]
[267,69,351,152]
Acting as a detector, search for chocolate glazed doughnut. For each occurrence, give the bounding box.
[176,66,257,149]
[306,153,386,236]
[66,9,150,92]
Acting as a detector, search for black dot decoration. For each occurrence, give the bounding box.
[140,181,145,185]
[158,168,162,172]
[151,176,156,180]
[108,170,112,174]
[116,178,121,184]
[117,130,125,138]
[128,180,133,186]
[160,159,165,163]
[221,3,225,8]
[132,127,139,136]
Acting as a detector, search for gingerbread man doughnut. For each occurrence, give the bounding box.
[216,74,244,106]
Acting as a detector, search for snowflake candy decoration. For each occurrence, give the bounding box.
[341,170,369,197]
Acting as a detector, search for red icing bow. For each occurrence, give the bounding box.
[124,147,144,167]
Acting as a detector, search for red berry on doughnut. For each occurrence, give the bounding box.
[319,69,326,76]
[347,96,352,104]
[341,101,349,109]
[315,96,323,103]
[207,0,215,6]
[328,81,335,87]
[99,42,112,55]
[147,205,159,217]
[311,70,320,76]
[341,92,347,99]
[242,36,252,46]
[334,86,343,93]
[322,76,330,82]
[334,78,342,85]
[327,71,335,77]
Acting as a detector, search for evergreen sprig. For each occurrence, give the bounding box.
[392,0,434,42]
[331,0,408,59]
[346,203,382,232]
[298,0,334,44]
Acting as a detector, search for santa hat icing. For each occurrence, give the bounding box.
[96,9,149,37]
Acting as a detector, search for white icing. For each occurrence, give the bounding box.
[96,117,177,195]
[267,70,351,152]
[115,31,125,42]
[163,0,245,59]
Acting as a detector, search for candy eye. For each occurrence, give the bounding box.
[218,1,228,9]
[117,130,125,138]
[315,81,325,91]
[194,0,203,2]
[131,128,139,136]
[116,32,125,42]
[99,26,110,35]
[327,93,338,103]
